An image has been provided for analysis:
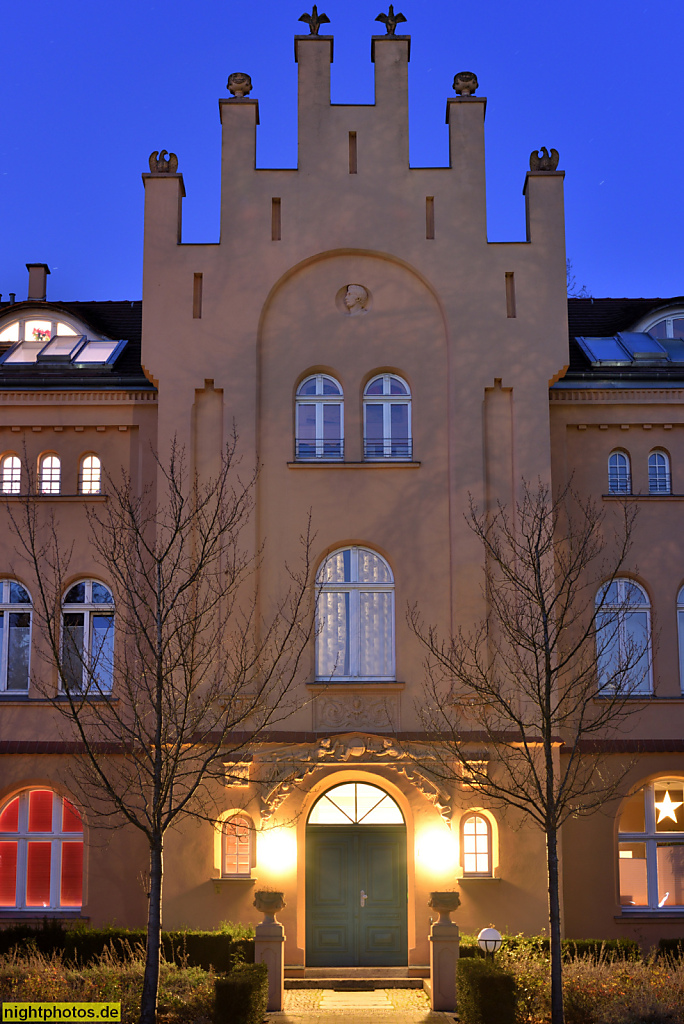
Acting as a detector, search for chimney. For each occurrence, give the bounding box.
[26,263,50,301]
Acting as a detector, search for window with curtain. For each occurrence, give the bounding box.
[61,580,114,693]
[1,455,21,495]
[316,547,394,680]
[0,580,32,692]
[608,451,631,494]
[618,779,684,910]
[221,816,253,877]
[648,451,671,494]
[596,579,652,695]
[0,789,83,910]
[461,813,493,876]
[79,455,102,495]
[295,375,343,460]
[363,374,412,460]
[39,454,61,495]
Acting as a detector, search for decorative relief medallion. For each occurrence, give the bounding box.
[336,284,371,316]
[314,693,398,731]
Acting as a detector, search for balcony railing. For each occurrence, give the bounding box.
[295,439,344,461]
[364,438,413,460]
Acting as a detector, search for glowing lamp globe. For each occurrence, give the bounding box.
[477,927,502,955]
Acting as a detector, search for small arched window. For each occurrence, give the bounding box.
[596,579,652,695]
[0,789,83,910]
[79,455,102,495]
[39,454,61,495]
[648,451,671,495]
[295,375,343,460]
[608,451,631,494]
[0,580,32,692]
[618,778,684,909]
[316,547,394,680]
[221,815,253,877]
[62,580,114,693]
[1,455,21,495]
[363,374,412,460]
[461,813,492,877]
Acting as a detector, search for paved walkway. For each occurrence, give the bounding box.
[268,988,456,1022]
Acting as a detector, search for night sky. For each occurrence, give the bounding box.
[1,0,682,302]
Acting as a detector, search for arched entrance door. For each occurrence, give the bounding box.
[305,782,408,967]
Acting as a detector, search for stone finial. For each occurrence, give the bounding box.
[375,4,407,35]
[148,150,178,174]
[227,72,253,98]
[453,71,478,96]
[530,147,560,172]
[298,5,330,35]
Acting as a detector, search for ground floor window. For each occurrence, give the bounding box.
[618,778,684,909]
[461,813,492,876]
[222,815,253,877]
[0,789,83,910]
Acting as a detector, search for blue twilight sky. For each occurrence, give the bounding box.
[1,0,682,303]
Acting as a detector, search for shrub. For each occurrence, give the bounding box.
[215,963,268,1024]
[457,957,516,1024]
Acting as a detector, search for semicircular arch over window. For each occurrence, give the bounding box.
[307,783,404,825]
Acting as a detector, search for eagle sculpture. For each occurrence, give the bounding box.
[375,5,407,35]
[529,148,560,172]
[299,5,330,35]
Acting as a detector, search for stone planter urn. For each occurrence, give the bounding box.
[253,890,286,923]
[428,890,461,925]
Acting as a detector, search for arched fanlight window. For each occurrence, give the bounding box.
[307,783,404,825]
[0,789,83,910]
[79,455,102,495]
[0,580,32,692]
[221,815,253,877]
[608,451,631,495]
[39,455,61,495]
[363,374,412,460]
[295,375,344,460]
[595,579,652,694]
[1,455,21,495]
[461,813,493,877]
[648,451,671,495]
[316,547,394,681]
[62,580,114,693]
[618,778,684,909]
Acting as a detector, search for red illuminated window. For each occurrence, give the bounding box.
[222,816,252,877]
[0,790,83,910]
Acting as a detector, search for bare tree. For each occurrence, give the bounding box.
[408,481,647,1024]
[8,438,314,1024]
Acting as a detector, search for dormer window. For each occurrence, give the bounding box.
[0,313,125,367]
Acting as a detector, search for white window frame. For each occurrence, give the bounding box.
[648,450,671,495]
[39,454,61,495]
[221,815,253,878]
[0,789,83,911]
[295,374,344,461]
[608,450,631,494]
[316,546,395,681]
[79,454,102,495]
[0,579,32,693]
[596,578,652,695]
[61,580,114,694]
[636,307,684,339]
[1,454,21,495]
[461,813,493,877]
[363,374,412,461]
[618,779,684,911]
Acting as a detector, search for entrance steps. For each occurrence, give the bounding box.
[284,966,428,989]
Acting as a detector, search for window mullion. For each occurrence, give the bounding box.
[315,402,324,458]
[646,839,659,908]
[383,401,391,457]
[350,588,360,677]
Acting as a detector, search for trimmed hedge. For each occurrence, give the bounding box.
[0,922,254,972]
[215,963,268,1024]
[457,957,516,1024]
[658,938,684,958]
[459,936,640,961]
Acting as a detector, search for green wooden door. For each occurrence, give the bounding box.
[306,825,407,967]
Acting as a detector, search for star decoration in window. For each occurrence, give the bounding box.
[654,790,683,825]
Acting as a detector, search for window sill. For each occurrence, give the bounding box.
[2,494,107,502]
[458,876,501,882]
[288,461,420,470]
[603,494,684,501]
[615,911,684,919]
[212,877,256,894]
[307,681,405,691]
[0,910,87,920]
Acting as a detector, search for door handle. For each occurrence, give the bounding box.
[360,890,367,907]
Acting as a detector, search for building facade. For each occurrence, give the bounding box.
[1,24,684,966]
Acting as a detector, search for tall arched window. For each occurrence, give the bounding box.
[1,455,21,495]
[39,454,61,495]
[0,580,32,692]
[0,789,83,910]
[461,813,493,877]
[648,451,671,494]
[608,451,631,494]
[618,778,684,909]
[316,547,394,680]
[363,374,412,460]
[221,815,253,877]
[596,579,652,694]
[79,455,102,495]
[62,580,114,693]
[295,375,343,460]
